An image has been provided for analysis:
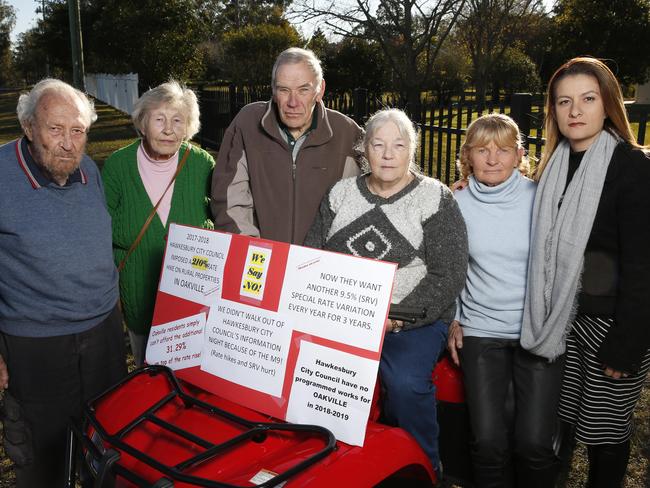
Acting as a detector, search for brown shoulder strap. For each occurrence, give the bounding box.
[117,144,192,273]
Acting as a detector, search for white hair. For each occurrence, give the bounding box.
[271,47,323,94]
[17,78,97,130]
[132,80,201,140]
[357,108,420,172]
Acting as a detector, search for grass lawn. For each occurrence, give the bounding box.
[0,89,137,168]
[0,89,648,487]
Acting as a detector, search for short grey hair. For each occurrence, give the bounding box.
[17,78,97,130]
[132,80,200,140]
[271,47,323,94]
[357,108,420,172]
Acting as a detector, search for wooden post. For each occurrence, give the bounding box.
[510,93,532,147]
[353,88,368,123]
[229,84,237,120]
[67,0,85,91]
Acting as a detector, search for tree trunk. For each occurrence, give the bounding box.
[491,81,500,104]
[473,58,489,112]
[405,86,422,123]
[475,76,487,113]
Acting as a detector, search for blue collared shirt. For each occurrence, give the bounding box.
[17,136,87,188]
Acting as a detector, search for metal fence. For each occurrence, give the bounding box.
[195,85,650,186]
[412,92,548,184]
[194,83,271,149]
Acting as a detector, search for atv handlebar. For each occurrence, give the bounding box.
[387,305,426,324]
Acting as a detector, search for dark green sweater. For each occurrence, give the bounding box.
[102,140,214,335]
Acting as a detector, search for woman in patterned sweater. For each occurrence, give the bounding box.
[305,108,468,475]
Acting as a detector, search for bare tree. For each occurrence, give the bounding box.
[290,0,466,119]
[456,0,545,106]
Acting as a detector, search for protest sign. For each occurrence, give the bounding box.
[148,223,396,446]
[145,312,205,369]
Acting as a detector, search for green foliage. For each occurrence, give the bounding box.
[492,47,542,93]
[13,30,45,84]
[425,41,471,103]
[221,22,301,87]
[0,0,13,33]
[456,0,545,104]
[206,1,297,84]
[87,0,209,89]
[361,0,466,115]
[215,0,292,31]
[322,37,388,96]
[0,0,14,86]
[9,0,300,89]
[8,0,650,99]
[304,28,329,60]
[548,0,650,85]
[292,0,467,120]
[13,0,214,88]
[0,0,13,54]
[12,2,71,84]
[199,40,225,81]
[515,10,554,82]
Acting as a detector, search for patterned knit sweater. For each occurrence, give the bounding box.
[102,140,214,335]
[304,173,468,329]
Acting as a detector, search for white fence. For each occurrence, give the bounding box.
[85,73,139,114]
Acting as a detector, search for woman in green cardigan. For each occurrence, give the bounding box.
[102,80,214,366]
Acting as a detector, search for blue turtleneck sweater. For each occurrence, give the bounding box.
[454,170,536,339]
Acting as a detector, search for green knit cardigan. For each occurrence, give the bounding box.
[102,140,214,335]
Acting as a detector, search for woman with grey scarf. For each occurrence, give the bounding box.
[521,57,650,487]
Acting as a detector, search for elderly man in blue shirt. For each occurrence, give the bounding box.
[0,79,127,487]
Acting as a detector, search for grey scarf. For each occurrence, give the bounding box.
[520,130,619,360]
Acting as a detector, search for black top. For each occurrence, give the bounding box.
[566,150,585,190]
[569,142,650,372]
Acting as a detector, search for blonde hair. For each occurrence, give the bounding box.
[457,113,529,180]
[536,57,640,181]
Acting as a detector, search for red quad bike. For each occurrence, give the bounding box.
[65,309,474,488]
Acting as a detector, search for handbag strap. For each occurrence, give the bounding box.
[117,144,192,273]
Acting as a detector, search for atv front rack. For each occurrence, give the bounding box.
[66,365,337,488]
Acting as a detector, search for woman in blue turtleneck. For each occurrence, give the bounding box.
[447,114,565,488]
